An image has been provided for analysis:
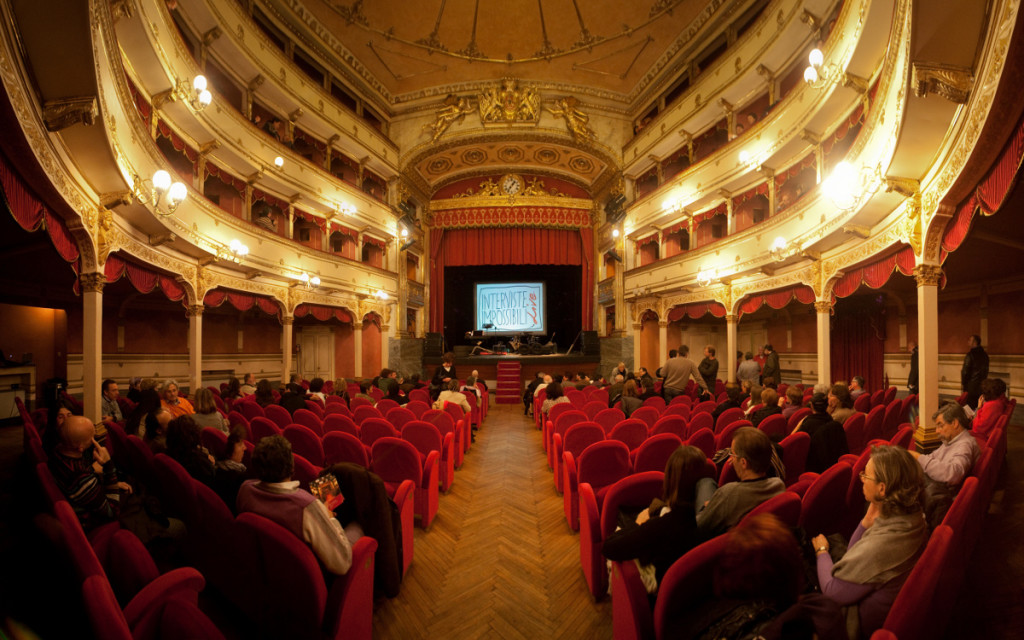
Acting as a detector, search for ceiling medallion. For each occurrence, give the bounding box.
[497,146,525,163]
[533,148,560,165]
[461,148,487,165]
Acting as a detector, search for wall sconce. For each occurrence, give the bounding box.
[228,239,249,262]
[611,228,620,238]
[696,268,717,288]
[338,202,356,216]
[189,75,212,110]
[769,236,799,261]
[273,156,284,168]
[297,272,320,289]
[374,289,389,300]
[803,48,837,89]
[823,161,883,212]
[132,169,187,216]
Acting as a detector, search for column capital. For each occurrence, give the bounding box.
[282,316,294,326]
[658,320,670,328]
[913,264,943,287]
[631,323,643,331]
[186,304,204,317]
[814,300,833,313]
[725,314,738,323]
[80,272,106,293]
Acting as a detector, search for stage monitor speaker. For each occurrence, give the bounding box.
[580,330,600,356]
[424,332,443,357]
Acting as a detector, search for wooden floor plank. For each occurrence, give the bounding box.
[372,404,612,639]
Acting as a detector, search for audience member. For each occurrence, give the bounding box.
[126,376,143,403]
[611,361,630,381]
[236,435,359,575]
[761,344,780,386]
[695,428,784,537]
[223,377,242,401]
[972,378,1008,445]
[533,374,553,398]
[711,385,743,426]
[308,377,327,405]
[384,375,409,406]
[961,334,989,410]
[636,367,654,390]
[437,379,472,414]
[523,372,544,415]
[698,345,719,392]
[849,376,866,400]
[239,373,257,396]
[461,376,482,399]
[750,388,782,429]
[908,402,980,527]
[661,345,710,402]
[48,415,129,529]
[906,342,919,395]
[279,382,308,415]
[191,387,228,433]
[215,425,248,475]
[377,369,398,394]
[828,384,854,425]
[254,379,276,408]
[143,407,172,454]
[794,393,849,473]
[813,445,927,638]
[620,379,643,418]
[737,351,761,387]
[471,370,489,392]
[100,379,122,422]
[540,381,570,415]
[167,415,244,506]
[160,380,194,418]
[431,352,457,398]
[602,446,706,592]
[125,389,161,436]
[353,380,375,404]
[781,386,803,420]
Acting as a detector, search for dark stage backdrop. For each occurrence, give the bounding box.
[443,265,581,352]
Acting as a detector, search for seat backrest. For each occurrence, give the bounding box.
[401,421,443,459]
[359,418,398,448]
[562,423,606,459]
[633,434,683,474]
[322,414,359,437]
[650,414,687,439]
[641,396,666,411]
[200,427,228,459]
[609,419,648,451]
[376,398,399,414]
[870,389,885,408]
[443,403,467,430]
[687,411,713,437]
[779,431,811,486]
[263,404,292,430]
[942,476,981,549]
[291,454,321,491]
[590,388,609,406]
[787,407,812,432]
[653,534,729,638]
[303,400,325,418]
[292,409,323,436]
[843,412,867,455]
[408,388,431,404]
[386,407,417,431]
[685,428,715,458]
[324,402,354,419]
[547,401,577,423]
[881,400,903,441]
[600,471,664,539]
[552,410,590,439]
[406,400,431,418]
[250,417,282,443]
[883,385,897,405]
[283,424,325,467]
[151,453,199,523]
[693,400,717,415]
[890,425,914,450]
[854,392,873,413]
[349,396,374,410]
[577,440,632,491]
[227,411,251,437]
[323,431,369,468]
[630,406,659,430]
[53,501,106,581]
[593,408,626,434]
[81,575,132,640]
[882,525,954,640]
[422,410,457,438]
[661,403,691,421]
[714,407,745,434]
[370,437,423,485]
[353,405,383,425]
[864,404,887,442]
[566,389,587,408]
[741,491,801,529]
[668,395,692,407]
[799,462,853,536]
[715,420,750,451]
[757,413,789,440]
[582,400,606,420]
[238,401,266,421]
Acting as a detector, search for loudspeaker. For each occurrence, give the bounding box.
[424,332,443,357]
[580,331,600,356]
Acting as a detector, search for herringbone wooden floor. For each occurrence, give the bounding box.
[371,404,612,639]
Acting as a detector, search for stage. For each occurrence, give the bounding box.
[423,353,603,390]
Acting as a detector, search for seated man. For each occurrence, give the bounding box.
[239,372,257,396]
[849,376,866,400]
[100,379,122,422]
[908,402,980,526]
[237,435,358,575]
[711,384,742,426]
[793,393,849,473]
[160,379,194,418]
[695,427,784,537]
[607,374,625,406]
[48,415,131,529]
[279,382,308,415]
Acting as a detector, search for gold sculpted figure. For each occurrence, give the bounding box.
[548,96,595,142]
[478,78,540,124]
[424,94,474,142]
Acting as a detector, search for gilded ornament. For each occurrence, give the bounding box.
[913,264,943,287]
[423,94,475,143]
[547,96,596,142]
[477,78,540,124]
[912,62,973,104]
[42,96,98,131]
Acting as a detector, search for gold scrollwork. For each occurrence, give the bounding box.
[79,272,106,293]
[42,96,98,132]
[912,62,974,104]
[478,78,540,124]
[814,300,833,313]
[913,264,943,287]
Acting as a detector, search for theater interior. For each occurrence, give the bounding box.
[1,0,1022,638]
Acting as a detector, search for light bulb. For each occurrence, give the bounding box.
[310,276,320,286]
[612,229,620,238]
[739,150,751,165]
[300,273,310,283]
[152,170,171,192]
[401,228,409,237]
[198,90,212,107]
[274,156,284,168]
[167,182,187,205]
[230,239,242,252]
[809,48,824,68]
[804,66,819,84]
[193,75,208,92]
[772,237,787,251]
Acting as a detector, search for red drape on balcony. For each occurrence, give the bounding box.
[203,290,281,318]
[739,285,816,316]
[666,302,727,322]
[104,253,187,304]
[294,303,353,323]
[429,226,593,331]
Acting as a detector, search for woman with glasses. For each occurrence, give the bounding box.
[811,445,928,639]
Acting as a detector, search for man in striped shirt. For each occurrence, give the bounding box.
[48,415,131,529]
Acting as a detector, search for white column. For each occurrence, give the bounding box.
[631,322,642,372]
[658,320,669,368]
[353,320,363,378]
[81,273,104,423]
[726,314,738,383]
[815,300,832,386]
[187,305,203,392]
[282,315,294,385]
[915,265,942,451]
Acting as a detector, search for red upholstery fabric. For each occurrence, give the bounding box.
[741,491,802,529]
[423,409,465,465]
[633,434,684,473]
[323,414,360,437]
[844,412,868,455]
[693,400,716,415]
[653,534,729,639]
[547,410,589,468]
[779,431,811,486]
[757,413,788,440]
[610,559,655,640]
[385,407,417,431]
[359,418,398,448]
[200,427,228,459]
[238,402,266,421]
[881,401,902,441]
[863,405,887,442]
[854,393,873,413]
[323,432,370,468]
[555,422,605,493]
[593,408,626,435]
[293,409,324,436]
[715,420,750,451]
[353,405,383,425]
[565,440,631,531]
[787,407,812,432]
[881,525,953,640]
[582,400,606,419]
[798,462,853,536]
[687,412,713,437]
[685,428,715,459]
[661,403,691,421]
[630,407,660,430]
[283,424,326,467]
[376,398,399,414]
[372,437,438,529]
[610,419,649,452]
[642,396,666,411]
[250,417,282,442]
[714,407,745,433]
[402,421,455,492]
[291,454,322,491]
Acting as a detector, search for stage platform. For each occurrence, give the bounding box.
[423,354,603,391]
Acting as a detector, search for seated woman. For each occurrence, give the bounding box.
[602,445,705,594]
[744,387,763,418]
[620,379,643,418]
[750,388,782,429]
[253,379,276,408]
[191,387,227,433]
[166,416,245,506]
[216,426,248,476]
[383,375,409,405]
[223,377,242,402]
[436,379,472,414]
[125,389,161,437]
[828,383,855,425]
[971,377,1007,445]
[781,386,804,420]
[540,381,571,416]
[142,407,172,454]
[812,445,928,639]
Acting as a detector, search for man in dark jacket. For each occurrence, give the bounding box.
[761,343,780,387]
[961,334,989,410]
[907,341,919,394]
[698,345,719,393]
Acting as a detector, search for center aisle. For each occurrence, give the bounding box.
[371,403,613,639]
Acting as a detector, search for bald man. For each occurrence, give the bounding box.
[48,415,131,528]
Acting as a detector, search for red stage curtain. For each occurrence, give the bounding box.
[830,300,885,390]
[429,226,593,331]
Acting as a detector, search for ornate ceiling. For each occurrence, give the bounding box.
[285,0,736,102]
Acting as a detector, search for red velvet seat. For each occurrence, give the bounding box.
[880,525,954,640]
[304,400,325,418]
[609,418,649,452]
[565,388,587,408]
[692,400,716,415]
[714,407,745,433]
[405,400,431,418]
[125,435,157,492]
[798,462,853,536]
[408,388,430,404]
[375,398,399,414]
[582,400,606,419]
[353,405,383,425]
[685,427,715,459]
[324,402,354,419]
[870,388,885,408]
[741,491,801,528]
[687,411,713,437]
[863,404,887,443]
[554,422,605,493]
[633,433,684,473]
[82,573,224,640]
[546,410,589,469]
[563,440,630,531]
[442,403,470,453]
[293,408,324,436]
[854,392,873,413]
[323,431,370,468]
[630,406,660,431]
[890,425,914,450]
[250,416,282,443]
[660,403,691,422]
[359,418,398,449]
[283,424,326,467]
[653,534,729,639]
[610,558,655,640]
[323,413,360,438]
[779,431,810,487]
[881,400,903,441]
[591,388,609,406]
[226,411,250,440]
[291,453,322,491]
[757,413,788,440]
[34,462,66,510]
[843,412,868,455]
[787,406,812,432]
[579,470,664,600]
[641,396,666,411]
[464,391,482,430]
[649,415,687,439]
[385,406,417,432]
[235,512,377,640]
[593,407,626,435]
[423,409,464,467]
[546,401,577,431]
[238,401,265,421]
[349,396,374,410]
[199,427,228,459]
[402,420,455,492]
[372,436,439,529]
[714,419,750,451]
